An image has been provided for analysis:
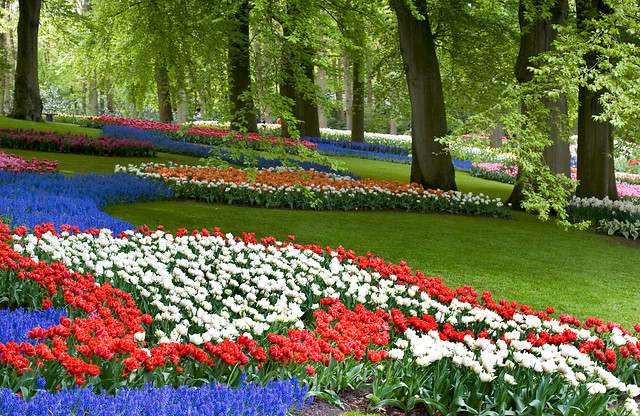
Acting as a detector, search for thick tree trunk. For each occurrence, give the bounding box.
[508,0,569,208]
[155,61,173,124]
[390,120,397,135]
[228,0,257,133]
[279,60,298,139]
[9,0,42,121]
[575,0,617,200]
[279,2,319,138]
[2,1,12,113]
[351,58,365,143]
[392,0,456,190]
[299,59,320,138]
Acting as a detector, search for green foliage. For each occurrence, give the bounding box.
[598,218,640,240]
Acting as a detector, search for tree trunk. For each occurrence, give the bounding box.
[351,57,365,143]
[279,59,298,138]
[508,0,569,208]
[176,89,187,124]
[228,0,257,133]
[317,66,327,128]
[89,73,98,116]
[128,102,137,119]
[575,0,617,200]
[335,58,345,123]
[106,89,114,115]
[155,60,173,123]
[253,31,272,124]
[391,0,456,190]
[489,119,504,149]
[2,1,12,113]
[343,53,352,131]
[82,81,86,115]
[9,0,42,122]
[390,120,397,135]
[335,90,344,122]
[299,57,320,138]
[279,2,319,138]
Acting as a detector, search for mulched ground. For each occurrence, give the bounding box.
[300,388,640,416]
[299,387,433,416]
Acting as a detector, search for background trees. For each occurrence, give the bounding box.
[4,0,640,201]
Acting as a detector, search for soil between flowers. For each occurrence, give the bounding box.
[300,387,433,416]
[299,388,640,416]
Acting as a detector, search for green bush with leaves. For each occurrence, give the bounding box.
[598,218,640,240]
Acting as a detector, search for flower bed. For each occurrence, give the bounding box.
[0,151,58,173]
[0,376,309,415]
[119,163,509,217]
[102,125,356,178]
[471,162,518,184]
[0,308,66,345]
[0,171,172,232]
[473,162,640,200]
[303,136,410,156]
[59,115,317,150]
[0,128,155,157]
[314,142,412,165]
[2,223,639,414]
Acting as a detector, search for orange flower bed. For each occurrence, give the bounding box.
[144,165,454,196]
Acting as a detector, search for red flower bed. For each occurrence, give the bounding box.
[0,128,155,157]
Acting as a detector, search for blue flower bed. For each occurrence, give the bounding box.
[453,160,473,170]
[303,136,409,156]
[102,125,358,178]
[0,171,172,233]
[0,308,66,345]
[315,142,411,165]
[0,377,311,415]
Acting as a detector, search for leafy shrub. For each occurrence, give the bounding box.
[598,218,640,240]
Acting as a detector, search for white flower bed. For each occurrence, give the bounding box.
[11,227,640,412]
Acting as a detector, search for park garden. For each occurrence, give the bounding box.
[2,0,640,415]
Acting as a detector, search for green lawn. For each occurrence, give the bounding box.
[2,117,639,329]
[0,116,101,137]
[4,148,205,176]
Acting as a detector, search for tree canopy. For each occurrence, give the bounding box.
[4,0,640,209]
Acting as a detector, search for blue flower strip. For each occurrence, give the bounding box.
[0,376,311,416]
[0,171,172,233]
[302,136,409,156]
[0,307,66,345]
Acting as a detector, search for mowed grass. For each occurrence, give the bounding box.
[1,117,639,328]
[0,116,102,137]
